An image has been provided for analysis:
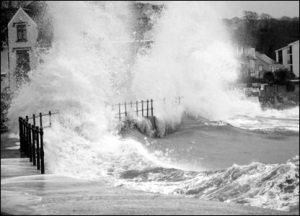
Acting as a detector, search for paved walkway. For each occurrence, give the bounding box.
[1,133,21,159]
[1,132,298,215]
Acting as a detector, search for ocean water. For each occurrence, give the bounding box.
[6,1,299,212]
[115,110,299,212]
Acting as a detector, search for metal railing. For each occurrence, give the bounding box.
[17,96,183,174]
[111,96,183,121]
[18,110,59,174]
[112,99,154,121]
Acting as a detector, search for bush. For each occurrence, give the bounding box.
[286,81,296,92]
[274,69,296,85]
[1,87,12,133]
[263,72,275,84]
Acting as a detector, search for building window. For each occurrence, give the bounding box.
[15,49,30,84]
[289,55,293,64]
[17,24,27,42]
[271,65,276,72]
[259,65,263,71]
[278,50,283,64]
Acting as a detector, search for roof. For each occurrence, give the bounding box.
[275,40,299,52]
[8,7,37,27]
[255,51,279,65]
[288,40,299,46]
[275,46,289,52]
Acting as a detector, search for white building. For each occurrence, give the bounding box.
[275,40,299,78]
[6,7,38,91]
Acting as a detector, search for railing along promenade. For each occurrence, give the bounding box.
[18,96,183,174]
[111,96,183,121]
[18,111,59,174]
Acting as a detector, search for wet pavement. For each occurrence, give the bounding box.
[1,133,297,215]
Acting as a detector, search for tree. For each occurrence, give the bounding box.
[263,72,275,84]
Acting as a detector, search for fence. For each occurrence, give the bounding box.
[17,96,183,174]
[112,99,155,121]
[18,111,59,174]
[111,96,183,121]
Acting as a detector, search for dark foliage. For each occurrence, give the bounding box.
[274,68,296,85]
[223,12,299,59]
[263,72,275,84]
[1,87,12,133]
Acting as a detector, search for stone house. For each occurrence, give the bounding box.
[255,51,284,79]
[235,46,283,80]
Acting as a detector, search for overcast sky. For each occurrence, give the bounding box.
[142,1,299,19]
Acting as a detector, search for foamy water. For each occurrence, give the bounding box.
[226,106,299,132]
[6,1,299,212]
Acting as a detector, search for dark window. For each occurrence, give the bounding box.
[15,50,30,84]
[278,50,283,64]
[290,55,293,64]
[17,24,27,42]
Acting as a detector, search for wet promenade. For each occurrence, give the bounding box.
[1,133,297,215]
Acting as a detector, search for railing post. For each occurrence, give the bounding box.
[118,103,121,120]
[142,100,144,116]
[19,117,23,153]
[32,125,36,166]
[39,112,43,128]
[147,100,149,117]
[25,116,29,157]
[28,124,32,162]
[27,122,30,157]
[130,101,133,109]
[40,128,45,174]
[24,121,28,157]
[21,118,25,155]
[33,114,36,127]
[49,111,52,127]
[136,101,138,116]
[151,99,153,117]
[36,126,40,170]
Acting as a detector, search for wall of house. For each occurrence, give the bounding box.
[1,47,9,75]
[282,48,289,67]
[255,58,269,78]
[8,8,38,91]
[292,42,299,78]
[1,47,9,92]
